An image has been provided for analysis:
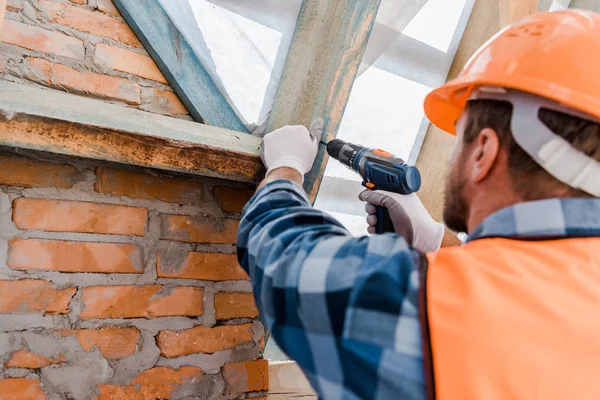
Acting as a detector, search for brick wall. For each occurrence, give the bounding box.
[1,1,269,397]
[0,0,271,397]
[1,0,189,118]
[0,150,264,400]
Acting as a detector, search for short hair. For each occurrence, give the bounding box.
[463,99,600,199]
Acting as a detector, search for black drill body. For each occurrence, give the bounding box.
[326,139,422,233]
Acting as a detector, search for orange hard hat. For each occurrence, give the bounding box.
[424,10,600,135]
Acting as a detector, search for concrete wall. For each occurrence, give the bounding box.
[0,1,268,398]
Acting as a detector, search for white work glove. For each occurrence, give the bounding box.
[359,190,444,253]
[260,118,324,182]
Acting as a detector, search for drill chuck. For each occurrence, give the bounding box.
[326,139,362,171]
[325,139,347,161]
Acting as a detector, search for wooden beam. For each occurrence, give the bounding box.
[265,0,382,202]
[112,0,248,133]
[499,0,538,27]
[269,361,316,399]
[0,82,263,183]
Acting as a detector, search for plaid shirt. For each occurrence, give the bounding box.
[237,180,600,400]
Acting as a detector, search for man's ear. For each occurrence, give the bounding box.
[469,128,500,183]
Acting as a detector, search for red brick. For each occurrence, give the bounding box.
[6,0,23,11]
[94,43,166,83]
[223,360,269,393]
[160,215,238,244]
[68,0,86,4]
[0,155,80,189]
[157,324,253,357]
[38,0,141,47]
[0,378,46,400]
[98,367,203,400]
[152,89,188,115]
[60,327,140,359]
[157,252,248,281]
[8,239,143,274]
[2,19,83,59]
[26,58,141,104]
[95,167,204,205]
[0,280,75,314]
[0,21,82,59]
[13,198,148,236]
[80,285,203,319]
[5,349,66,369]
[96,0,119,16]
[213,187,254,213]
[215,292,258,320]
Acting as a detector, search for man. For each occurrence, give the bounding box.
[237,10,600,400]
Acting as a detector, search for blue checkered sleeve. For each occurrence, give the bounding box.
[237,180,426,400]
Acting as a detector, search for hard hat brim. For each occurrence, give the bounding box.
[425,73,600,136]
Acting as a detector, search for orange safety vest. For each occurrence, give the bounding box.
[421,237,600,400]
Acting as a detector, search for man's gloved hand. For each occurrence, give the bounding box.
[260,118,324,182]
[359,190,445,253]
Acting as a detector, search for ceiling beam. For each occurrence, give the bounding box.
[499,0,538,27]
[112,0,248,132]
[265,0,382,203]
[0,82,263,183]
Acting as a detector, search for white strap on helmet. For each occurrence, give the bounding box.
[469,87,600,197]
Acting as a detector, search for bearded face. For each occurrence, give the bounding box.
[443,150,470,234]
[442,113,471,234]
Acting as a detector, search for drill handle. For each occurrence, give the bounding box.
[375,206,395,234]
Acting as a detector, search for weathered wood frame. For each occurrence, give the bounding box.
[0,82,263,183]
[1,0,382,189]
[111,0,382,199]
[266,0,383,202]
[0,0,385,192]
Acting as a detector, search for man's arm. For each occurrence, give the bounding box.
[261,162,464,249]
[257,167,302,190]
[237,123,425,398]
[237,177,425,398]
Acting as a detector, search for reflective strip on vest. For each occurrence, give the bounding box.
[423,237,600,400]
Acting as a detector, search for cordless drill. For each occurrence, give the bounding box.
[326,139,421,234]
